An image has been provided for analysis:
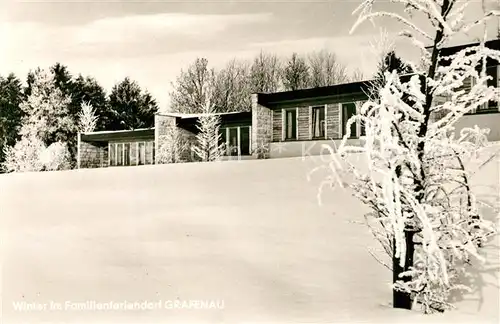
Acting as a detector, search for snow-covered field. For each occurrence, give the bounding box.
[1,147,499,324]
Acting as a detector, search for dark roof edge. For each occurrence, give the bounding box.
[81,128,155,142]
[257,73,422,105]
[425,38,500,51]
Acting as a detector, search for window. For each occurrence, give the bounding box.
[342,103,357,138]
[486,65,498,110]
[108,141,154,167]
[311,106,326,139]
[283,109,297,140]
[152,142,155,164]
[240,127,250,155]
[360,119,366,137]
[471,65,499,114]
[145,142,154,164]
[116,143,123,166]
[359,102,366,137]
[228,127,239,156]
[138,142,145,165]
[109,144,116,166]
[123,143,130,166]
[219,126,251,156]
[219,128,227,145]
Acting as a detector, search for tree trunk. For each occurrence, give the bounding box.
[392,231,415,309]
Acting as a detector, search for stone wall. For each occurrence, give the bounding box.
[155,114,197,163]
[178,127,197,161]
[78,137,108,169]
[251,94,272,159]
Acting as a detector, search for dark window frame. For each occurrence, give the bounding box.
[283,108,297,141]
[311,105,326,139]
[219,126,251,156]
[342,102,358,139]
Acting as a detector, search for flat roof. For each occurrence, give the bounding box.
[257,80,372,106]
[257,74,421,106]
[157,111,247,119]
[426,38,500,54]
[81,128,155,142]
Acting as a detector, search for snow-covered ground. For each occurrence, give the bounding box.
[1,146,498,324]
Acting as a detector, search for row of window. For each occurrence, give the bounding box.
[282,103,365,141]
[109,141,155,166]
[283,66,499,141]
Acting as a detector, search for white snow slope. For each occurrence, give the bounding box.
[1,146,499,324]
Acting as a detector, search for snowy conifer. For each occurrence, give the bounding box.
[192,96,225,162]
[78,101,99,133]
[312,0,500,314]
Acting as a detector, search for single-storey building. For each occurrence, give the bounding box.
[77,40,500,169]
[77,111,252,168]
[154,111,253,162]
[77,80,500,169]
[77,79,377,168]
[251,80,372,159]
[77,128,155,168]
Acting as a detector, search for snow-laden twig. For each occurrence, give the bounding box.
[317,0,499,313]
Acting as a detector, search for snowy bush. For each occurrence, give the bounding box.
[2,135,45,173]
[40,141,72,171]
[2,137,72,173]
[311,0,500,314]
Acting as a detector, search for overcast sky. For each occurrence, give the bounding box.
[1,0,498,110]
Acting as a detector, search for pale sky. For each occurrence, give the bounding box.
[1,0,499,111]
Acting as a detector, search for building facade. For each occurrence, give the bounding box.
[77,40,500,169]
[78,128,155,168]
[251,81,371,159]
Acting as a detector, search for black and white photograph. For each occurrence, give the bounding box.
[0,0,499,323]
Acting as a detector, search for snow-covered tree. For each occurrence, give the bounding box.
[192,95,225,162]
[250,51,283,93]
[2,135,45,172]
[308,49,349,86]
[3,69,75,172]
[312,0,500,314]
[350,68,365,82]
[78,101,98,133]
[212,59,252,112]
[0,73,24,167]
[19,69,74,145]
[170,58,215,114]
[157,126,191,164]
[282,53,311,90]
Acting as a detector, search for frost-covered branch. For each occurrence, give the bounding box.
[317,0,499,313]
